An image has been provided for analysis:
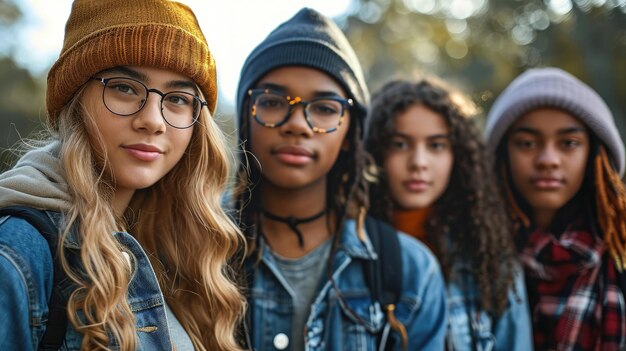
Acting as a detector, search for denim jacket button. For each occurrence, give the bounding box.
[273,333,289,350]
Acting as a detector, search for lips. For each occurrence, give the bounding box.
[122,143,163,162]
[531,177,564,190]
[272,145,315,166]
[402,179,430,192]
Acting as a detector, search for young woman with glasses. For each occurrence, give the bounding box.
[0,1,245,350]
[233,7,447,351]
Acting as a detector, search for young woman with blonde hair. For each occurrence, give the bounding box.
[0,0,245,350]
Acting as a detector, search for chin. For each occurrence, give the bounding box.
[527,199,568,213]
[398,199,432,210]
[263,172,318,189]
[119,177,161,191]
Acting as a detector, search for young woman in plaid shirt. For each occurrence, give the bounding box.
[486,67,626,350]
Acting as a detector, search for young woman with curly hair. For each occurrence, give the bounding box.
[0,1,245,350]
[233,8,447,351]
[486,67,626,350]
[366,78,532,351]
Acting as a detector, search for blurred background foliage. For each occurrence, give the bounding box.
[341,0,626,127]
[1,0,625,172]
[1,0,47,170]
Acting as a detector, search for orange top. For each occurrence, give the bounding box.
[392,207,440,258]
[392,207,432,242]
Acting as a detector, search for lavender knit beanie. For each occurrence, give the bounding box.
[485,67,625,176]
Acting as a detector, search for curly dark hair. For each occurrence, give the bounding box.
[365,78,517,315]
[233,88,372,257]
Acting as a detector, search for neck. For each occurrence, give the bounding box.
[113,188,134,217]
[260,180,332,258]
[533,209,555,231]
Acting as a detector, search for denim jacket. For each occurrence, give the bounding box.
[0,211,175,350]
[246,218,447,351]
[446,263,533,351]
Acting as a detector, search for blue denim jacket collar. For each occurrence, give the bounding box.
[248,217,449,351]
[446,261,534,351]
[259,219,376,261]
[44,211,81,249]
[256,219,372,297]
[45,211,133,253]
[251,219,387,349]
[0,211,177,350]
[337,219,378,260]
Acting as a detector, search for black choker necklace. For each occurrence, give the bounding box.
[261,209,326,248]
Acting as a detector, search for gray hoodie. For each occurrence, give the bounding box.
[0,140,70,211]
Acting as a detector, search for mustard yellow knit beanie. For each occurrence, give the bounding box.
[46,0,216,128]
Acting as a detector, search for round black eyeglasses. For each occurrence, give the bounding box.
[92,76,207,129]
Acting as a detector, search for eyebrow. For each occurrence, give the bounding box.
[166,80,197,92]
[511,126,587,136]
[100,66,148,81]
[391,131,450,139]
[257,83,344,99]
[100,66,197,92]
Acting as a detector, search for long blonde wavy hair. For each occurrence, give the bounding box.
[54,83,245,350]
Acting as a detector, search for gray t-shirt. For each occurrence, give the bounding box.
[270,239,332,351]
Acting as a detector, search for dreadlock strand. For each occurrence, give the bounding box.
[618,223,626,268]
[595,146,626,271]
[594,150,614,263]
[602,148,626,270]
[608,225,624,269]
[356,206,367,242]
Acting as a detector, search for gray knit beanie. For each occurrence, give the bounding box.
[485,67,625,176]
[236,7,369,132]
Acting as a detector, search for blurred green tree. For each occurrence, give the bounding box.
[341,0,626,138]
[0,0,46,171]
[2,0,626,174]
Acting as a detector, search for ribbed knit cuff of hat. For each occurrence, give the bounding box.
[485,67,625,176]
[238,39,366,117]
[235,7,369,134]
[46,0,217,129]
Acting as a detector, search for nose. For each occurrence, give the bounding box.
[535,143,561,170]
[132,92,166,134]
[409,144,428,171]
[279,102,313,137]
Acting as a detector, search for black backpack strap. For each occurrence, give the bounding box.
[0,206,68,350]
[365,217,403,306]
[364,217,381,305]
[364,216,406,351]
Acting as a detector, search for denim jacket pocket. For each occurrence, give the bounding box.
[250,289,293,351]
[448,298,496,351]
[323,291,384,351]
[338,294,385,332]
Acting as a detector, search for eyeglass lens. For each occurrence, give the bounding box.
[102,77,201,128]
[252,92,344,130]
